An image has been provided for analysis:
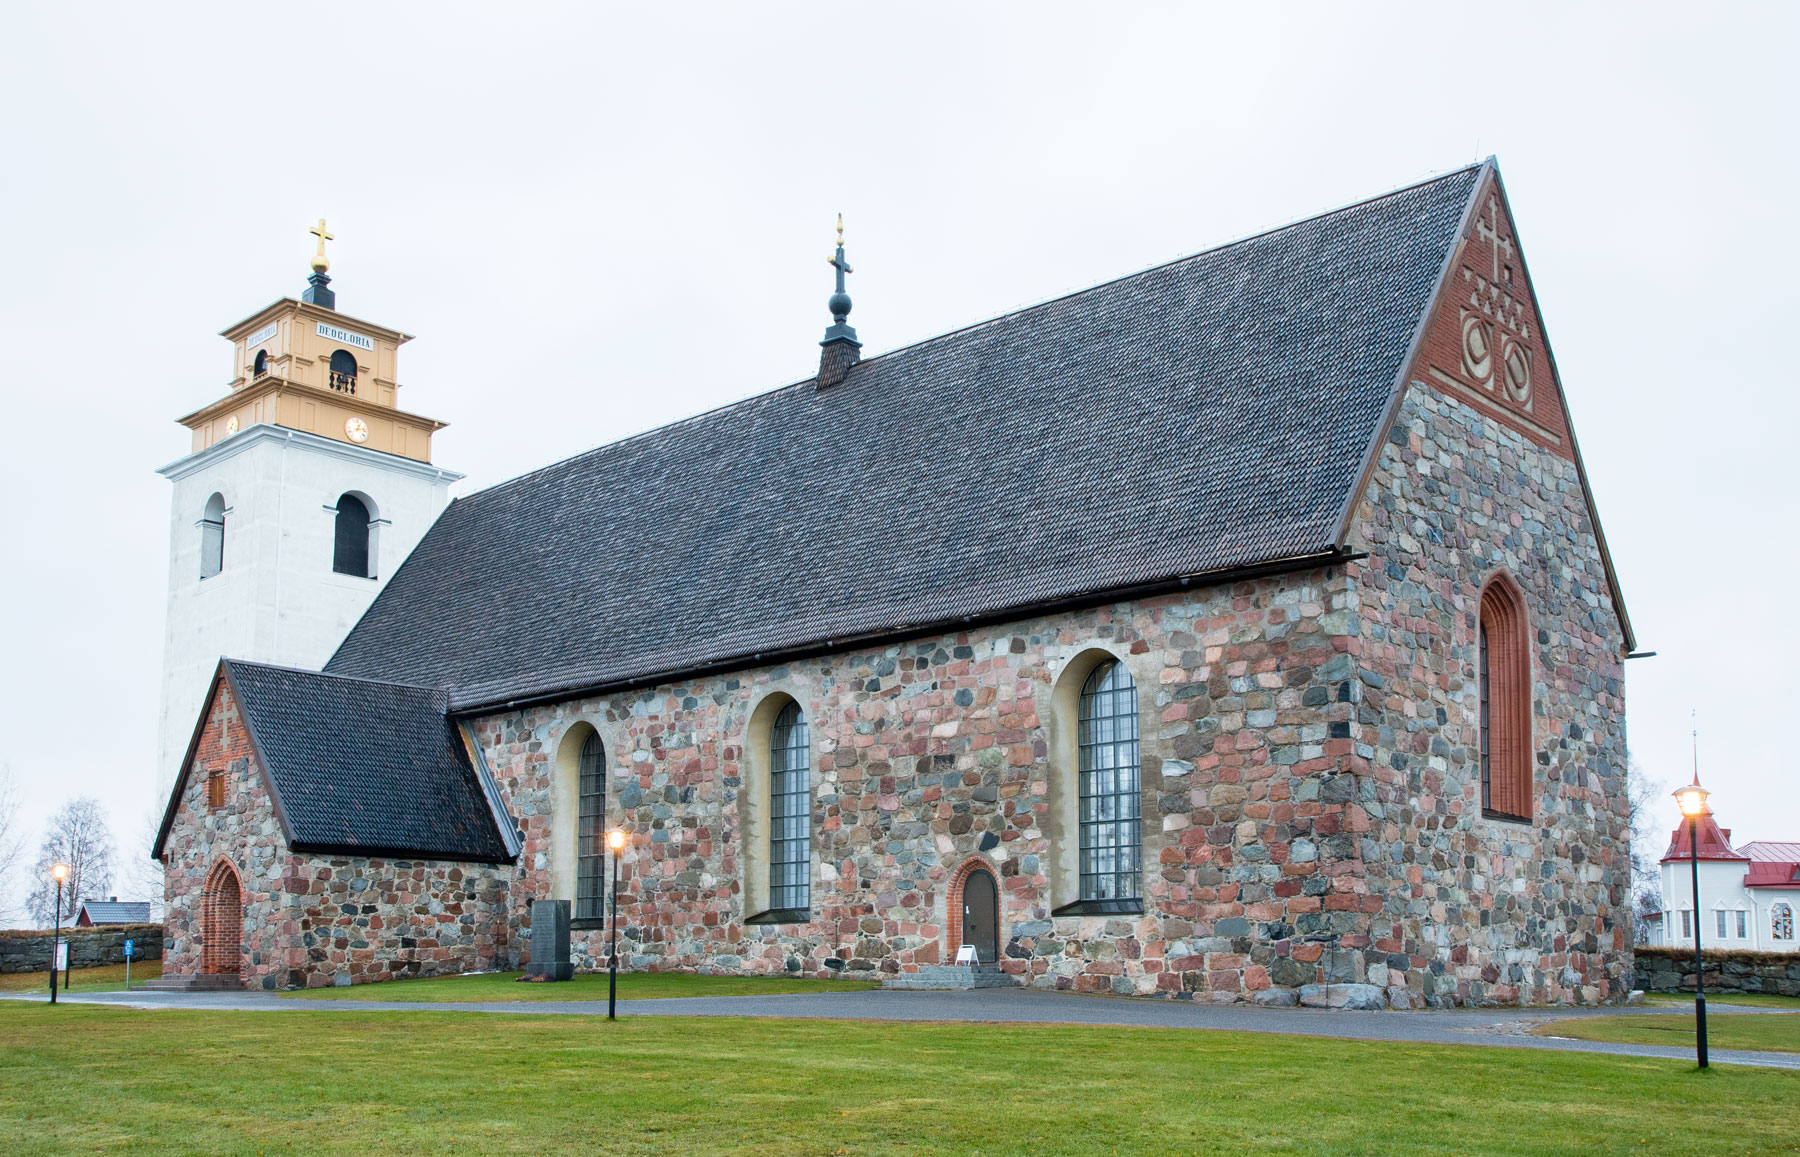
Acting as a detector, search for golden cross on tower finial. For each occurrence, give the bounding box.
[836,213,844,248]
[309,218,334,273]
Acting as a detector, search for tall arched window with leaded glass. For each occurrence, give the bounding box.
[1078,660,1141,907]
[575,732,606,920]
[768,702,811,917]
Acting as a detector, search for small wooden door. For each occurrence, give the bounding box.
[961,867,999,964]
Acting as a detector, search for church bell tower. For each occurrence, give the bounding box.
[152,224,463,793]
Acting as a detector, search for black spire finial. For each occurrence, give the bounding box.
[816,214,860,389]
[822,213,858,347]
[302,217,337,310]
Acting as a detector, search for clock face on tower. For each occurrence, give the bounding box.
[224,415,239,436]
[344,416,370,444]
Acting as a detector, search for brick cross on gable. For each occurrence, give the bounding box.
[1475,196,1514,286]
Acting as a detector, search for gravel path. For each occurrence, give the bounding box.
[6,984,1795,1070]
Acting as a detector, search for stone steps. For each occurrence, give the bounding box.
[141,973,242,992]
[883,964,1017,990]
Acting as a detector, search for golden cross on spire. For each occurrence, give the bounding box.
[309,218,334,272]
[827,213,852,278]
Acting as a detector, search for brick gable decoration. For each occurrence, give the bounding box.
[156,159,1635,1004]
[1413,172,1572,455]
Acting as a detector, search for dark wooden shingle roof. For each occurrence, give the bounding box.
[327,165,1483,709]
[154,660,515,864]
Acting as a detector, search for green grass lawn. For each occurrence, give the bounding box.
[279,969,881,1002]
[1,1004,1795,1156]
[0,959,162,993]
[1646,993,1800,1010]
[1538,1011,1800,1054]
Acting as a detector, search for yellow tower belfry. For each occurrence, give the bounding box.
[175,222,447,461]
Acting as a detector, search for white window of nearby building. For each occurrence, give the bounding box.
[1715,910,1728,938]
[1735,910,1748,939]
[1680,910,1692,938]
[1774,903,1794,941]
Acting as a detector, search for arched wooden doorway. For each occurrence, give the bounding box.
[201,860,243,976]
[960,866,999,964]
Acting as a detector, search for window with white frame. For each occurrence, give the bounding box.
[1680,910,1692,938]
[768,702,811,915]
[1715,909,1728,938]
[1077,661,1142,906]
[1774,903,1794,941]
[1735,910,1748,939]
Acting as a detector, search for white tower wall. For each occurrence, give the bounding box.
[154,423,460,792]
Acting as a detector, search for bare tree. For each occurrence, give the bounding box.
[0,765,24,923]
[27,797,115,928]
[1625,754,1667,945]
[117,804,168,921]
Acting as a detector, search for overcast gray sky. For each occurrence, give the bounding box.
[2,3,1794,909]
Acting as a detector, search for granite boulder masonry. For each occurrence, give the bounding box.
[153,159,1635,1006]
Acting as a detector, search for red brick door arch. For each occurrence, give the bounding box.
[946,857,1001,964]
[201,859,243,976]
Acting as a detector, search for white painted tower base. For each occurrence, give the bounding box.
[154,423,460,793]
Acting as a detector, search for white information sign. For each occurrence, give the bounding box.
[316,321,374,351]
[246,320,279,347]
[55,942,67,971]
[954,944,978,964]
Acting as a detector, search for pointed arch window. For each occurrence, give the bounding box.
[199,492,227,579]
[332,493,374,578]
[1773,903,1793,942]
[768,702,811,916]
[1479,576,1531,822]
[575,732,606,921]
[1078,660,1141,907]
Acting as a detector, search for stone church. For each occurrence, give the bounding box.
[152,159,1638,1006]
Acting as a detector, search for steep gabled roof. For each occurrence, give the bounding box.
[153,659,515,864]
[327,165,1488,709]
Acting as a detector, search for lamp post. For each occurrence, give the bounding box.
[606,828,625,1021]
[1674,778,1711,1069]
[48,862,69,1004]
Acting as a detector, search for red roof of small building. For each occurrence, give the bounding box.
[1739,841,1800,889]
[1661,812,1749,864]
[1662,774,1751,864]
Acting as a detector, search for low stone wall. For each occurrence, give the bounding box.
[1634,946,1800,997]
[0,923,164,973]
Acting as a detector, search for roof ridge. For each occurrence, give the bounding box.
[444,160,1487,514]
[866,160,1489,365]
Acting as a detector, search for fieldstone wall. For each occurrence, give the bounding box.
[1341,381,1631,1006]
[479,569,1399,1001]
[1635,947,1800,997]
[0,924,163,973]
[162,680,513,989]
